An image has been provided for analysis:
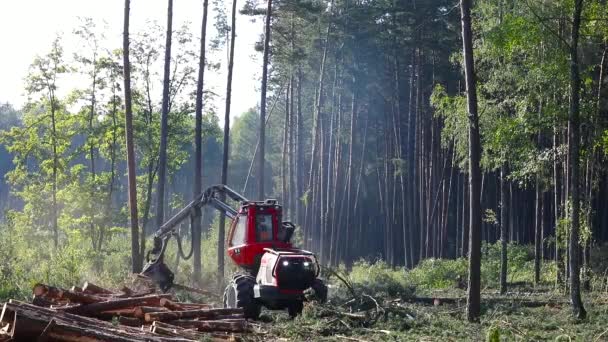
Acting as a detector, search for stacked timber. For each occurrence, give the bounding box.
[0,281,250,341]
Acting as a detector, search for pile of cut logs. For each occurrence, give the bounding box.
[0,280,250,341]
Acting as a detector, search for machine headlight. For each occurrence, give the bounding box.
[282,260,289,267]
[303,261,311,267]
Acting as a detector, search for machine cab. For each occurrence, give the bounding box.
[227,200,295,271]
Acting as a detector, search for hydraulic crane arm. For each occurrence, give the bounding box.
[141,184,248,291]
[153,184,247,239]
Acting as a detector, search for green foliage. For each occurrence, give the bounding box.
[486,325,501,342]
[348,260,414,298]
[343,242,559,297]
[407,258,468,289]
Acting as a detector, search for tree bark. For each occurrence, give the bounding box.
[193,0,209,285]
[257,0,273,200]
[500,165,508,294]
[156,0,174,228]
[219,0,238,284]
[567,0,586,320]
[460,0,482,323]
[122,0,141,273]
[535,176,542,284]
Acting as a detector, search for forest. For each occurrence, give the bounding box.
[1,0,608,340]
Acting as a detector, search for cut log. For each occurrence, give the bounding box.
[150,323,205,341]
[67,294,173,315]
[82,281,115,295]
[38,319,151,342]
[50,303,81,310]
[144,308,244,323]
[33,284,104,304]
[70,286,83,292]
[151,321,239,341]
[133,306,169,319]
[121,286,134,296]
[118,316,144,327]
[32,296,55,307]
[33,284,62,298]
[169,319,249,333]
[125,289,156,298]
[159,298,212,311]
[3,301,179,341]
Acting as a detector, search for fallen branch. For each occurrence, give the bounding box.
[144,308,244,323]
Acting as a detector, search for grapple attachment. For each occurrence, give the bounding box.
[141,237,175,292]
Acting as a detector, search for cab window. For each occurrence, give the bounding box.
[256,214,274,242]
[231,215,247,246]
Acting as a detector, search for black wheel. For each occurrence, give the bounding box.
[223,274,261,320]
[311,278,328,303]
[287,300,304,318]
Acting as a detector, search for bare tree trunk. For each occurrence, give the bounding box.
[455,172,461,258]
[329,71,343,266]
[48,86,59,250]
[407,48,419,265]
[343,73,357,264]
[567,0,586,319]
[99,77,120,252]
[257,0,273,199]
[88,56,98,250]
[289,74,296,220]
[500,165,508,294]
[295,68,304,226]
[193,0,209,284]
[219,0,238,285]
[554,123,563,286]
[281,82,289,211]
[123,0,141,273]
[535,176,542,284]
[156,0,174,228]
[460,0,482,322]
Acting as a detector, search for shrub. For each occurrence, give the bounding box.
[348,260,414,298]
[407,258,468,289]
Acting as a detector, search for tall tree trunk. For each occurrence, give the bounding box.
[460,0,482,322]
[306,8,332,254]
[535,176,542,284]
[281,83,289,210]
[257,0,273,200]
[192,0,209,285]
[123,0,141,273]
[554,120,563,286]
[407,48,419,265]
[219,0,238,285]
[567,0,586,320]
[289,73,296,220]
[88,58,98,250]
[100,78,120,252]
[343,74,357,264]
[500,165,508,294]
[50,92,59,249]
[156,0,174,228]
[296,68,304,225]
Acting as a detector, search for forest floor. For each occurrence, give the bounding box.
[254,285,608,341]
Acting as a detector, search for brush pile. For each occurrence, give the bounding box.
[0,279,250,341]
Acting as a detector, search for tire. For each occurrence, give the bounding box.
[311,278,328,303]
[287,300,304,318]
[223,274,261,320]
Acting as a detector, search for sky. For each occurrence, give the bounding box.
[0,0,263,120]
